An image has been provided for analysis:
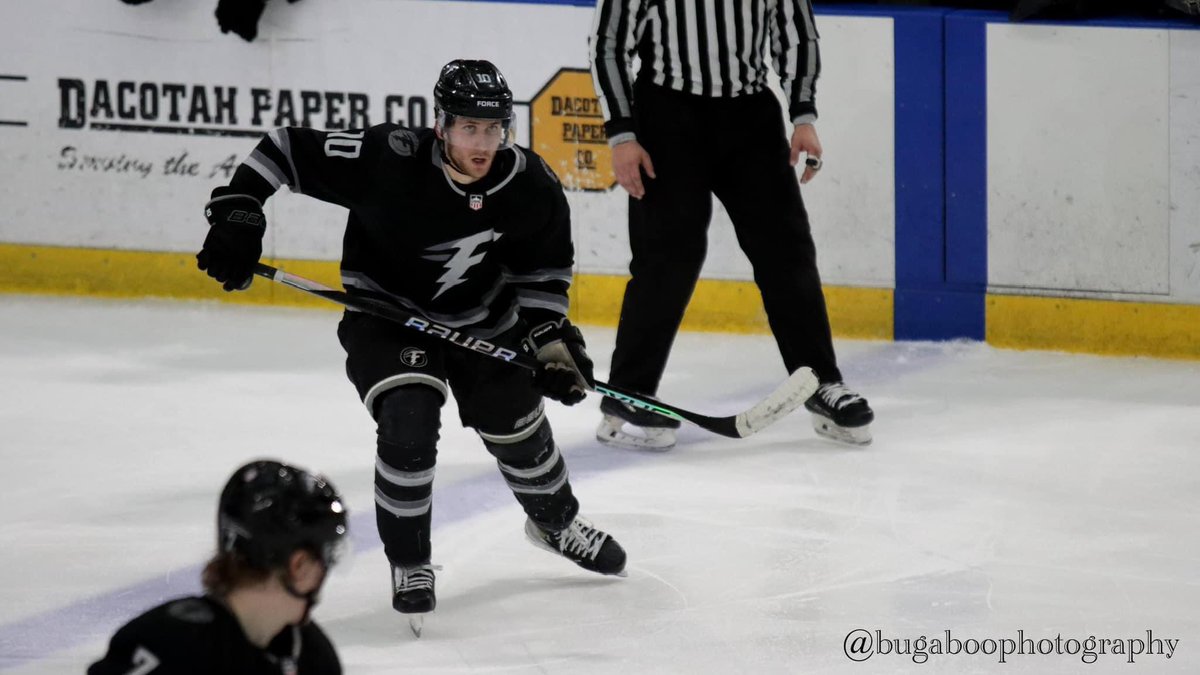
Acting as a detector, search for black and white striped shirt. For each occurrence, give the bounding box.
[589,0,820,145]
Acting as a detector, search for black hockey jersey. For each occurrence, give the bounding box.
[88,595,340,675]
[229,125,574,339]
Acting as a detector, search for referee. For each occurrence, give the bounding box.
[589,0,874,448]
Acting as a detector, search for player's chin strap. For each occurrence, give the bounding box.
[438,138,472,177]
[434,111,464,175]
[281,571,325,624]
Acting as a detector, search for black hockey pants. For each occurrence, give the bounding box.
[338,311,579,566]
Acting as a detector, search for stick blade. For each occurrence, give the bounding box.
[733,367,819,438]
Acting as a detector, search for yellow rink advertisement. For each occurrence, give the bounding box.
[528,68,615,192]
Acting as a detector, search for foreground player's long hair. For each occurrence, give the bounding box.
[201,550,275,597]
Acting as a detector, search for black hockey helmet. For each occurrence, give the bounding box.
[434,59,513,121]
[217,459,348,571]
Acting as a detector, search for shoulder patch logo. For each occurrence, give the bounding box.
[387,129,419,157]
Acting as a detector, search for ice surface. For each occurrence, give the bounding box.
[1,296,1197,673]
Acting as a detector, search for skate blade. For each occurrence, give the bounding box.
[407,613,429,638]
[811,414,873,446]
[595,416,677,451]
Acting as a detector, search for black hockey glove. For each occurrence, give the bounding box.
[198,187,265,292]
[215,0,268,41]
[215,0,303,42]
[523,318,594,406]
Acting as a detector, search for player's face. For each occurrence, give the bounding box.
[443,117,507,179]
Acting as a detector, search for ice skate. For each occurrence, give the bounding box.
[525,516,627,577]
[805,382,874,445]
[391,562,436,637]
[596,397,679,450]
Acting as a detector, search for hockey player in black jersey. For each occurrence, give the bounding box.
[197,59,627,632]
[88,459,348,674]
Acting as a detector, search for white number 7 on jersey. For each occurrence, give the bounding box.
[125,646,161,675]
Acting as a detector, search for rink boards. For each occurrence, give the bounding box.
[0,1,1197,358]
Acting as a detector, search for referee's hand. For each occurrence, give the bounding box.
[613,140,656,199]
[790,123,823,185]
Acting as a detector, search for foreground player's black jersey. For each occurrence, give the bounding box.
[88,595,340,675]
[230,125,574,338]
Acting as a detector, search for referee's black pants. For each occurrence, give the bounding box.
[608,80,843,396]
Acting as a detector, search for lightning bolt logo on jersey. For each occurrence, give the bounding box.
[423,229,500,299]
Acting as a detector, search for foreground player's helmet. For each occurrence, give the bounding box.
[434,59,515,149]
[217,459,348,570]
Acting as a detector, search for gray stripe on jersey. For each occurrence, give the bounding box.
[341,271,519,340]
[342,272,490,327]
[503,268,573,284]
[244,149,287,190]
[486,303,522,340]
[268,128,301,194]
[487,150,526,195]
[516,290,569,315]
[432,147,524,196]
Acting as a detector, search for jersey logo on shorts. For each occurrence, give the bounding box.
[400,347,428,368]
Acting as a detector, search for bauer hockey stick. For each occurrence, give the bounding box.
[253,262,818,439]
